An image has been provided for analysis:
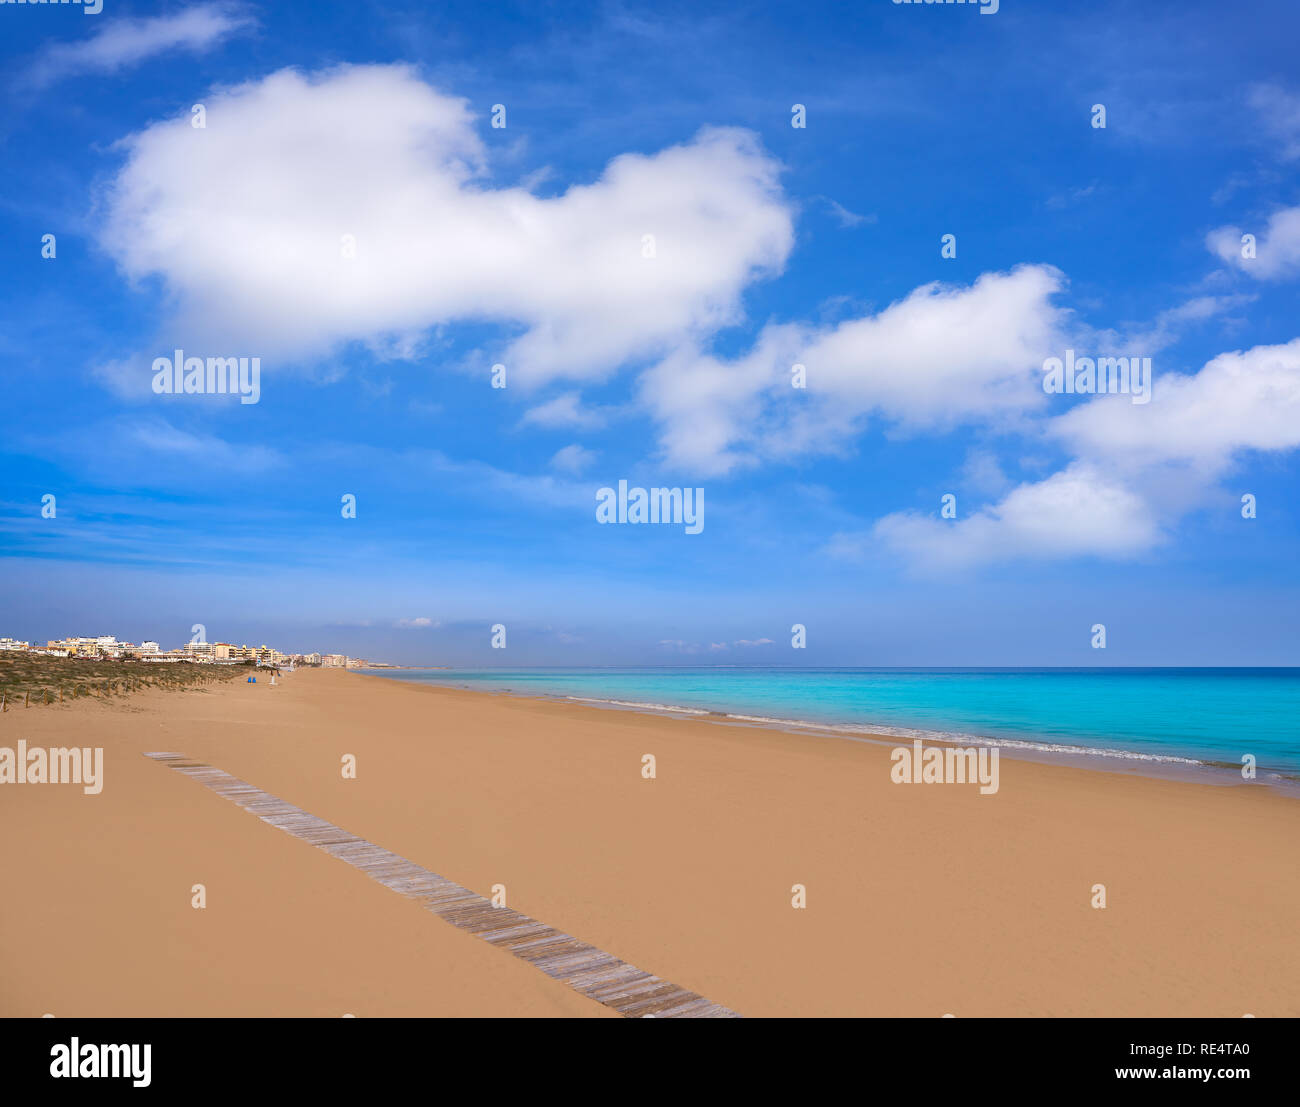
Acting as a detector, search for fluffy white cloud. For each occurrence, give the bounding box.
[1054,338,1300,471]
[1207,205,1300,280]
[871,463,1160,569]
[872,339,1300,568]
[640,265,1067,474]
[29,4,253,88]
[99,65,793,386]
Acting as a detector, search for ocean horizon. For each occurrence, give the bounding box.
[363,666,1300,778]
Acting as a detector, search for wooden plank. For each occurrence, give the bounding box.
[143,752,740,1019]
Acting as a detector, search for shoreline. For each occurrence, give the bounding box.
[355,670,1300,798]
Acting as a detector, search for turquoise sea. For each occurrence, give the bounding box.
[362,668,1300,779]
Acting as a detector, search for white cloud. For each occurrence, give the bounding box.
[871,463,1161,570]
[99,65,793,388]
[818,197,876,227]
[521,391,608,429]
[90,62,1300,576]
[125,417,281,473]
[1248,83,1300,161]
[549,444,597,474]
[871,338,1300,569]
[640,265,1068,474]
[29,4,253,89]
[396,617,436,628]
[1045,182,1098,210]
[1207,205,1300,281]
[1054,338,1300,471]
[1106,293,1255,351]
[960,448,1011,495]
[657,637,774,654]
[637,341,774,476]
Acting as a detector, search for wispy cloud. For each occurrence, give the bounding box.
[1045,182,1098,210]
[26,4,254,89]
[657,637,774,654]
[1087,293,1258,353]
[520,391,611,430]
[549,444,597,474]
[124,417,282,474]
[817,196,877,228]
[1248,83,1300,161]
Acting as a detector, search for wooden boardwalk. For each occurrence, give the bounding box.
[144,752,740,1018]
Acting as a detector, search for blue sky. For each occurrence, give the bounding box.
[1,0,1298,665]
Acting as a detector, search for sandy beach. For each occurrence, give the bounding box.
[2,667,1297,1018]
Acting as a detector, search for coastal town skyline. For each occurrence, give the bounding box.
[0,632,370,668]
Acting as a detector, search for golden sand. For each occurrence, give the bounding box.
[2,668,1295,1017]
